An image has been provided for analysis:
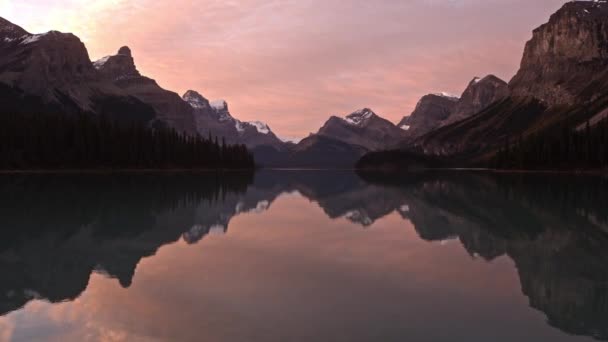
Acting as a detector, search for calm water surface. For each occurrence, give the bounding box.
[0,170,607,342]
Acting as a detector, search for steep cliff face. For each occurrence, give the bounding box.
[398,93,458,141]
[0,21,100,110]
[95,47,197,134]
[510,1,608,105]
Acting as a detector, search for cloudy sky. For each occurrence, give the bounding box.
[0,0,567,141]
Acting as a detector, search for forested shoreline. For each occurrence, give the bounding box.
[0,112,255,170]
[492,118,608,171]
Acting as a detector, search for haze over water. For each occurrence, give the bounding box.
[0,171,606,341]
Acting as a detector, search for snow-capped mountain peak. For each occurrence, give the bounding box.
[183,90,210,109]
[208,99,234,122]
[433,92,460,100]
[344,108,375,126]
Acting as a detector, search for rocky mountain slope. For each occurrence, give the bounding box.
[0,18,165,128]
[361,1,608,166]
[509,0,608,105]
[0,15,287,158]
[94,47,196,134]
[443,75,509,126]
[397,93,458,140]
[398,75,508,142]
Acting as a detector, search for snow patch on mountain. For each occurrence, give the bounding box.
[210,100,227,111]
[433,92,460,99]
[248,121,270,134]
[93,56,111,69]
[20,33,46,45]
[344,108,374,126]
[183,91,209,109]
[235,121,246,133]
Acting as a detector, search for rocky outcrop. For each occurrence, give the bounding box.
[397,75,508,143]
[398,93,458,141]
[443,75,509,125]
[95,47,196,134]
[509,1,608,105]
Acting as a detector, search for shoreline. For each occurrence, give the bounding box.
[0,168,255,174]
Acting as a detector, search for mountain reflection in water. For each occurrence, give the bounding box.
[0,170,607,342]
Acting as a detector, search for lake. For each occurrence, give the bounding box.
[0,170,607,342]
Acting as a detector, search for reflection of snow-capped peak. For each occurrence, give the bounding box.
[209,224,226,235]
[253,200,270,213]
[182,223,227,244]
[344,210,373,226]
[235,200,270,214]
[438,236,458,246]
[23,289,42,299]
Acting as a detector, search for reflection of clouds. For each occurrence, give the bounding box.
[0,318,14,341]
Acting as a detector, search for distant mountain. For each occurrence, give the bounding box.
[281,108,405,167]
[181,90,287,165]
[359,1,608,168]
[317,108,405,150]
[95,47,196,134]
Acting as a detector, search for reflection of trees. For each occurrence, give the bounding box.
[0,172,253,316]
[362,171,608,340]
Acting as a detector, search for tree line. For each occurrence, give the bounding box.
[0,112,255,169]
[492,118,608,170]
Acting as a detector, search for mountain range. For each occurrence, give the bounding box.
[1,1,607,168]
[360,0,608,169]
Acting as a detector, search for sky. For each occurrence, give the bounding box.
[0,0,568,141]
